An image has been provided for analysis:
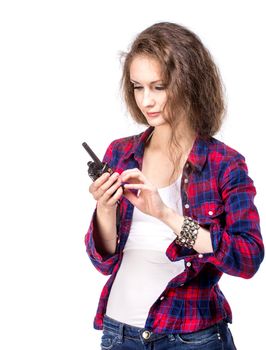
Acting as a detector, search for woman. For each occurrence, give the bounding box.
[85,22,264,349]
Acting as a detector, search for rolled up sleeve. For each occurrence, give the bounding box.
[84,206,119,275]
[84,140,120,276]
[205,155,264,278]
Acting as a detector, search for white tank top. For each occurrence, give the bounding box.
[106,175,185,327]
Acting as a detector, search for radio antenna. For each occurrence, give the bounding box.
[82,142,102,167]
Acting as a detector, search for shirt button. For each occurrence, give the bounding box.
[208,210,213,216]
[185,163,189,168]
[185,204,190,209]
[142,330,151,339]
[160,296,165,301]
[180,283,184,286]
[198,254,203,258]
[186,262,192,267]
[184,178,189,184]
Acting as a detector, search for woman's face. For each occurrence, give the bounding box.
[129,55,168,126]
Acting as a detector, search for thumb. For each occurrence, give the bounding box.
[122,188,139,206]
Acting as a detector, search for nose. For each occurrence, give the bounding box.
[142,89,155,108]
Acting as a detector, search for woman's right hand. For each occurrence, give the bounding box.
[88,172,123,211]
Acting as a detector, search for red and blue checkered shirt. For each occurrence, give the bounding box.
[84,125,264,334]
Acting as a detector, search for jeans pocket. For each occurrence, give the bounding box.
[177,326,221,346]
[225,325,237,350]
[100,331,118,350]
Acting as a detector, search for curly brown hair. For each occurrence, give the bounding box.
[119,22,226,183]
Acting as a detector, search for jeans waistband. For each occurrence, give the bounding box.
[103,315,169,343]
[103,314,227,344]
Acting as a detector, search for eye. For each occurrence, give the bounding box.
[132,85,165,91]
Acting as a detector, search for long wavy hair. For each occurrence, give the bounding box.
[119,22,226,183]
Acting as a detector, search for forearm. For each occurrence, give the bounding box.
[94,204,118,256]
[160,206,214,254]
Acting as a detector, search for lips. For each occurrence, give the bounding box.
[147,112,160,117]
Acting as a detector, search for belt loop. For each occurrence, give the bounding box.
[117,321,124,344]
[167,334,176,342]
[216,320,220,332]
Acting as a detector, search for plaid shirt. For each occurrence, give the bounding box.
[84,126,264,334]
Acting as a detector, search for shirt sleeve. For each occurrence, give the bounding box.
[204,154,264,278]
[166,154,264,279]
[84,141,120,276]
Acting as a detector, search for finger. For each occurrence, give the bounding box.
[103,179,123,199]
[92,173,120,200]
[93,172,110,190]
[89,173,110,200]
[98,171,111,183]
[123,183,148,190]
[122,188,138,206]
[121,168,139,175]
[102,182,123,206]
[100,172,120,192]
[89,172,109,193]
[120,171,146,183]
[107,186,124,206]
[120,169,141,182]
[94,172,119,194]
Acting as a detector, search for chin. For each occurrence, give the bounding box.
[147,117,167,127]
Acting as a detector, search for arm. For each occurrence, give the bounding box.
[208,154,264,278]
[84,204,120,276]
[84,141,121,276]
[160,208,214,254]
[164,154,264,279]
[93,205,118,256]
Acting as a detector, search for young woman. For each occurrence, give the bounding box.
[85,22,264,349]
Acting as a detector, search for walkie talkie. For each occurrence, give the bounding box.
[82,142,126,195]
[82,142,115,181]
[82,142,123,233]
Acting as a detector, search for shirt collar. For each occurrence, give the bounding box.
[123,125,209,173]
[187,134,209,172]
[123,125,154,163]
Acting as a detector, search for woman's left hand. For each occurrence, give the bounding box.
[119,168,167,219]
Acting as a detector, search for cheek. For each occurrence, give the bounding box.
[160,93,168,106]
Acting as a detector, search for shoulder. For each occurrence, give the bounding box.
[207,136,246,164]
[108,133,140,149]
[206,137,251,186]
[191,135,247,175]
[105,128,145,153]
[102,128,146,163]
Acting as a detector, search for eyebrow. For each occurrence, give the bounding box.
[130,79,163,84]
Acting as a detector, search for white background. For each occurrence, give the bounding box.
[0,1,265,349]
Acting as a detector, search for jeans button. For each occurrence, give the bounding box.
[142,330,151,339]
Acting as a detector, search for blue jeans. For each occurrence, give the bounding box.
[100,315,237,349]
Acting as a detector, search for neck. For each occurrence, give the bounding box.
[147,121,197,157]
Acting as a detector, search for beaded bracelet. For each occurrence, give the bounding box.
[175,216,200,249]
